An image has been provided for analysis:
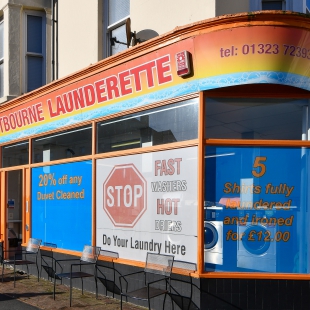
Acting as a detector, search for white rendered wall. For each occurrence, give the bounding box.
[131,0,216,39]
[57,0,102,79]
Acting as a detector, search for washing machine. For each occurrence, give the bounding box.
[237,220,277,272]
[204,204,223,265]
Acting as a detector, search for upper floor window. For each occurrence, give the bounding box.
[0,15,4,98]
[262,0,284,10]
[24,11,46,93]
[105,0,130,57]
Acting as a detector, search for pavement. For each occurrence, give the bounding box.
[0,266,147,310]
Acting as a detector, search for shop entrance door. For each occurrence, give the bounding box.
[6,170,23,253]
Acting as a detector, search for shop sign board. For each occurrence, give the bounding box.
[96,146,198,263]
[2,25,310,143]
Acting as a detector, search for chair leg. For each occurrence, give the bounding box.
[36,263,39,282]
[26,264,29,279]
[2,263,4,282]
[70,277,72,307]
[148,298,151,310]
[53,275,56,300]
[95,276,98,299]
[14,263,16,288]
[81,277,84,294]
[120,294,123,310]
[163,293,167,310]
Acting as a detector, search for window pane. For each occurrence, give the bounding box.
[2,141,29,167]
[32,161,92,251]
[205,145,307,274]
[262,1,283,10]
[0,62,3,98]
[109,0,129,25]
[111,24,127,55]
[97,99,198,153]
[27,56,43,92]
[205,98,305,140]
[27,15,42,53]
[32,126,92,163]
[0,20,3,59]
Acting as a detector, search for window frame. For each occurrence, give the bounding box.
[23,10,46,94]
[261,0,286,10]
[96,98,199,154]
[103,0,130,58]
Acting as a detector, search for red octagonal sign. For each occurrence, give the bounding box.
[103,164,147,227]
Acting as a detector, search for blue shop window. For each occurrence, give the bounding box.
[31,161,92,251]
[204,146,309,274]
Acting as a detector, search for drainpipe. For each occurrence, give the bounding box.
[52,0,58,81]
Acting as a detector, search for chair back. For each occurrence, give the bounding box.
[81,245,100,263]
[144,252,174,277]
[169,260,199,310]
[172,260,197,274]
[26,238,42,253]
[99,249,119,260]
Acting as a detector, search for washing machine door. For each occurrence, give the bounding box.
[242,224,270,255]
[204,222,218,249]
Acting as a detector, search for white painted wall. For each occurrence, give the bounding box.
[57,0,102,78]
[131,0,216,39]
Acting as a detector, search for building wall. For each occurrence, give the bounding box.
[57,0,102,79]
[131,0,216,40]
[0,0,51,104]
[2,8,310,309]
[1,0,308,103]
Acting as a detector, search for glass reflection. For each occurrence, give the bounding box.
[2,141,29,167]
[205,146,309,274]
[97,99,198,153]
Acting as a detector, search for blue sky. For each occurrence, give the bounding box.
[307,0,310,9]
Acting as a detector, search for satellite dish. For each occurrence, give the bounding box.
[126,18,132,48]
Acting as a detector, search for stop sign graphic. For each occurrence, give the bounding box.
[103,164,147,227]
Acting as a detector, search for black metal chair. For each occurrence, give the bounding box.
[1,237,42,287]
[40,242,62,282]
[96,249,126,299]
[53,245,100,307]
[119,252,174,310]
[167,260,200,310]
